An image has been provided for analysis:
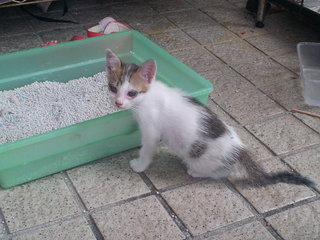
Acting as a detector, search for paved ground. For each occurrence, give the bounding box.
[1,0,320,239]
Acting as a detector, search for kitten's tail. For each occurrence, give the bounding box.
[257,171,315,187]
[235,149,315,188]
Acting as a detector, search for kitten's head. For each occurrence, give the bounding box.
[106,49,157,109]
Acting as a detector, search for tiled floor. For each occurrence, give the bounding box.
[1,0,320,239]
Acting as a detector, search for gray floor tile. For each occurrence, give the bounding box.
[263,12,306,34]
[0,220,6,239]
[272,51,300,74]
[66,0,105,10]
[223,17,269,39]
[200,65,242,85]
[246,114,320,155]
[235,127,274,161]
[67,153,150,210]
[148,0,193,13]
[27,13,78,33]
[233,57,298,88]
[231,157,315,213]
[165,9,216,29]
[0,33,43,54]
[186,0,229,8]
[292,106,320,133]
[283,147,320,191]
[162,180,253,235]
[111,2,158,18]
[0,174,79,232]
[259,77,305,110]
[145,145,194,190]
[185,23,238,45]
[266,200,320,240]
[207,98,239,127]
[12,217,95,240]
[171,47,225,73]
[202,3,248,23]
[264,11,319,36]
[1,1,320,239]
[213,85,284,125]
[225,0,248,4]
[246,33,297,56]
[148,29,199,52]
[92,196,185,240]
[123,15,177,34]
[205,221,276,240]
[0,7,25,20]
[204,68,255,99]
[206,40,265,65]
[70,6,117,25]
[39,26,86,43]
[0,17,34,37]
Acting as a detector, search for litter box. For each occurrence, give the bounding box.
[297,42,320,107]
[0,30,213,188]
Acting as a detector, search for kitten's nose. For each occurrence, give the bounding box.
[115,101,123,108]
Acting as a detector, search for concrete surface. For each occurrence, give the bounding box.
[0,0,320,239]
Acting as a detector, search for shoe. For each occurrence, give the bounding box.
[87,16,131,37]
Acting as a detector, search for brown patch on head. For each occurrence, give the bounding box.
[130,70,150,93]
[106,49,124,87]
[107,63,123,87]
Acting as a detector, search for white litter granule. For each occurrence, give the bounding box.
[0,71,119,145]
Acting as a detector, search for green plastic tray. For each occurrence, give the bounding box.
[0,30,213,188]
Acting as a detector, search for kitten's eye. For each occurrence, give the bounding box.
[108,84,117,93]
[127,90,138,98]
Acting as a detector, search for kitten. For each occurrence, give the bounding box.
[105,49,314,187]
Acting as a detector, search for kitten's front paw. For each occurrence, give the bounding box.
[130,159,148,173]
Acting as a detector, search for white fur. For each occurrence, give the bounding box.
[122,80,244,178]
[105,50,244,178]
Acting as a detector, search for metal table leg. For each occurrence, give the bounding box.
[256,0,266,27]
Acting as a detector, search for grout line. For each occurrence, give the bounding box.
[209,97,242,127]
[155,193,194,240]
[195,8,320,135]
[262,195,320,219]
[62,172,89,213]
[5,193,154,239]
[0,207,10,236]
[195,182,319,239]
[7,214,85,239]
[222,179,260,215]
[138,173,193,240]
[222,179,316,240]
[83,215,104,240]
[62,172,105,240]
[3,173,318,240]
[194,215,258,240]
[89,192,153,214]
[276,143,320,162]
[258,219,285,240]
[158,178,204,193]
[289,110,320,135]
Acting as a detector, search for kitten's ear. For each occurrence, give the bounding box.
[139,59,157,84]
[105,49,121,75]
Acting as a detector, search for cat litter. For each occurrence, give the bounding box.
[0,72,119,145]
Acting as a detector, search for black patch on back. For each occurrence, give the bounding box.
[189,140,207,158]
[185,96,227,139]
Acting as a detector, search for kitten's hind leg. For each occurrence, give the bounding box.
[186,157,234,179]
[130,128,160,172]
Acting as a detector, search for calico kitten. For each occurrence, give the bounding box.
[105,49,314,187]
